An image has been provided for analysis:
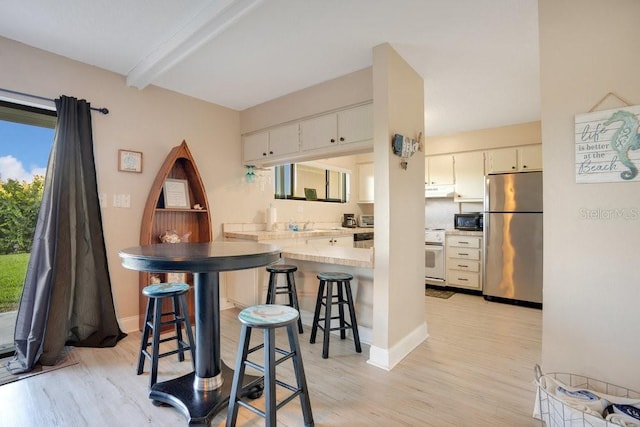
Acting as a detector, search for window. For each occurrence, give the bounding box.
[274,162,350,203]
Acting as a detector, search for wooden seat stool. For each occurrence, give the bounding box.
[137,282,196,388]
[265,264,304,333]
[310,272,362,359]
[226,304,314,427]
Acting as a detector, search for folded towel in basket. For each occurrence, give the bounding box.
[539,375,609,417]
[605,404,640,427]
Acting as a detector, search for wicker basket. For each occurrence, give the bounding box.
[534,365,640,427]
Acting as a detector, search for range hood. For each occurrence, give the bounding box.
[425,184,456,198]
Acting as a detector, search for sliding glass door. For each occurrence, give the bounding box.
[0,100,55,357]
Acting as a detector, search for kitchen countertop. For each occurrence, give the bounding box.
[224,227,374,241]
[282,244,374,269]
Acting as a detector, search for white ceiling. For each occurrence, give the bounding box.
[0,0,540,136]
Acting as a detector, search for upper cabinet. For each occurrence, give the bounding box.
[357,162,374,203]
[242,103,373,167]
[485,145,542,173]
[425,154,454,185]
[301,103,373,152]
[453,151,485,202]
[519,145,543,171]
[243,123,300,164]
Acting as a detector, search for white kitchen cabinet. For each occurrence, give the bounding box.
[446,235,482,291]
[243,123,300,164]
[453,151,485,202]
[357,162,374,203]
[425,154,454,185]
[518,145,543,171]
[225,268,260,308]
[300,103,373,152]
[306,235,353,247]
[485,145,542,173]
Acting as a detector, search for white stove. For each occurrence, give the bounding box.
[424,228,445,245]
[425,228,446,285]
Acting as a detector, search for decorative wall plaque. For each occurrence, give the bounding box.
[575,105,640,183]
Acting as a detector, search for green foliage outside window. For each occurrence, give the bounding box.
[0,176,44,254]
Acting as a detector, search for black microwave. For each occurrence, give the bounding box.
[454,213,483,231]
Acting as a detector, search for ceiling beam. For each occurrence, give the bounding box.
[126,0,264,89]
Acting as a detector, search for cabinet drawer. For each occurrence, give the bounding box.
[447,271,480,289]
[447,259,480,272]
[447,235,481,248]
[447,247,480,260]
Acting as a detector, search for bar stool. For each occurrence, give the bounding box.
[226,304,314,427]
[137,282,196,388]
[310,272,361,359]
[265,264,303,333]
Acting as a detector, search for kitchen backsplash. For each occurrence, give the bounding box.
[425,199,483,229]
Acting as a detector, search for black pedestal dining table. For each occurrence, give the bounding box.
[119,241,281,426]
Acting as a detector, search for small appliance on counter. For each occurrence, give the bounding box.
[359,215,374,228]
[454,212,483,231]
[342,213,357,228]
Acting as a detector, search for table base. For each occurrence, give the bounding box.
[149,362,263,426]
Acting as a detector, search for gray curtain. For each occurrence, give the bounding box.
[8,96,125,373]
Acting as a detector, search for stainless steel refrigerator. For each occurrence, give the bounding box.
[483,171,543,305]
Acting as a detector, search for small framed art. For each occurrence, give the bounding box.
[118,149,143,173]
[163,178,190,209]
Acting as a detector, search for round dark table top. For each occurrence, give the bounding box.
[119,241,281,273]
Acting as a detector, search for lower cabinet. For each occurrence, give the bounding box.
[225,235,353,307]
[306,235,353,247]
[446,235,482,291]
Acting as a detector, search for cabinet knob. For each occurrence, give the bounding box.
[330,138,336,143]
[269,151,274,155]
[339,137,345,142]
[511,166,516,169]
[523,165,528,169]
[262,152,267,156]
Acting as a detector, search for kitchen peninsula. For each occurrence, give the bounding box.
[223,225,374,343]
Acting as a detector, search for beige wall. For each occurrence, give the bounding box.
[425,121,541,155]
[0,37,242,330]
[369,43,427,369]
[539,0,640,389]
[240,68,373,133]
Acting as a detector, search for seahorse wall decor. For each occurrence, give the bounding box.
[604,110,640,180]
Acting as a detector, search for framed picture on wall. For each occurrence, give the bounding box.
[118,149,143,173]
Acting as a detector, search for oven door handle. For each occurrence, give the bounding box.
[425,244,444,251]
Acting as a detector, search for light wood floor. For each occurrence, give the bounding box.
[0,293,542,426]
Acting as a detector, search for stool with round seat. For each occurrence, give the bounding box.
[226,304,314,427]
[137,282,196,388]
[310,272,361,359]
[265,264,303,333]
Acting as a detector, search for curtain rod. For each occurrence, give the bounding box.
[0,88,109,114]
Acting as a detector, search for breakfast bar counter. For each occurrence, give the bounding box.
[281,244,373,268]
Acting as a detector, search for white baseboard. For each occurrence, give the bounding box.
[118,315,140,334]
[367,321,429,371]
